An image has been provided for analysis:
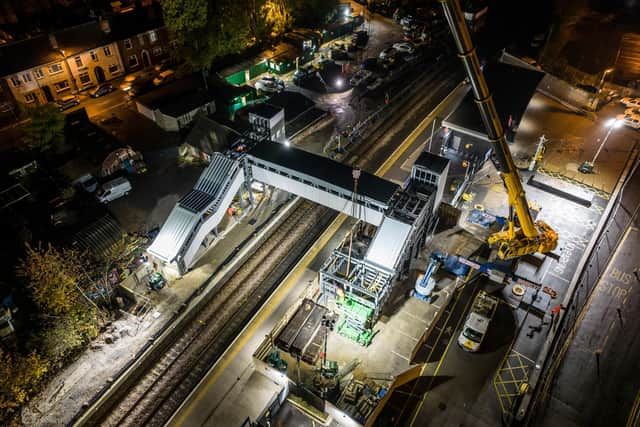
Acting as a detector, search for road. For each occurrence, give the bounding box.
[533,157,640,427]
[167,66,466,427]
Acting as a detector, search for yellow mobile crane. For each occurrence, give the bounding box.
[438,0,558,258]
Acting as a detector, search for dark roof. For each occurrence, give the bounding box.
[0,36,62,76]
[247,103,282,119]
[249,141,399,205]
[136,78,216,117]
[107,6,164,40]
[444,62,544,140]
[266,91,315,122]
[0,21,115,76]
[415,151,449,173]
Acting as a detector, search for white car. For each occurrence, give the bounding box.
[366,77,383,91]
[255,76,284,93]
[620,97,640,109]
[617,113,640,129]
[393,42,415,54]
[349,69,372,87]
[379,47,397,60]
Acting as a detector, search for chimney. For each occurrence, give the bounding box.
[99,17,111,34]
[48,33,58,49]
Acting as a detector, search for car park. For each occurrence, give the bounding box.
[90,83,115,98]
[393,42,415,54]
[56,95,80,111]
[621,97,640,108]
[153,70,176,86]
[349,69,372,87]
[255,76,285,93]
[96,177,132,203]
[379,47,397,60]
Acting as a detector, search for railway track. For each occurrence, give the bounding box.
[96,201,333,427]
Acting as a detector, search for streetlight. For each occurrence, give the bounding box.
[598,68,614,91]
[60,49,80,95]
[579,118,622,173]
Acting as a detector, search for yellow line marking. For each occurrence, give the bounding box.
[408,286,476,427]
[170,82,448,425]
[627,387,640,427]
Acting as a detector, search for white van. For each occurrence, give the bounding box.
[96,177,132,203]
[458,291,498,352]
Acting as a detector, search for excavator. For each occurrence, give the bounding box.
[438,0,558,259]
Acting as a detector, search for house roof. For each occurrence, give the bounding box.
[247,102,282,119]
[136,78,216,118]
[248,141,399,205]
[443,62,544,141]
[415,151,449,174]
[0,21,116,77]
[265,90,315,122]
[107,6,164,40]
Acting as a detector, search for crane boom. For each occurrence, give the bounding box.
[438,0,558,258]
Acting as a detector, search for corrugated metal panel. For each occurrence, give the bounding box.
[179,190,215,213]
[365,216,412,271]
[148,206,199,262]
[194,153,236,195]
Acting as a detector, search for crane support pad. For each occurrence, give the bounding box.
[527,174,593,207]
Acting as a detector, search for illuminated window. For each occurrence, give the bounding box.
[108,63,120,73]
[24,93,37,103]
[22,73,32,83]
[49,63,64,74]
[124,39,133,49]
[74,56,83,67]
[79,72,91,85]
[152,46,162,56]
[34,68,45,79]
[149,31,158,43]
[103,46,112,56]
[54,80,70,92]
[90,51,98,61]
[10,76,21,87]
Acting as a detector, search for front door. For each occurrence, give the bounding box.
[94,66,106,83]
[42,86,54,102]
[142,50,151,68]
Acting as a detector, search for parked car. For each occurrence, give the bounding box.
[617,113,640,129]
[90,83,115,98]
[96,177,132,203]
[73,173,98,193]
[393,42,415,54]
[331,48,353,63]
[293,67,315,85]
[56,95,80,111]
[154,58,178,73]
[351,30,369,48]
[400,15,414,26]
[255,76,285,93]
[128,79,155,98]
[621,97,640,108]
[349,69,372,87]
[457,291,498,352]
[120,71,154,92]
[153,70,176,86]
[625,108,640,116]
[366,77,384,91]
[379,48,397,60]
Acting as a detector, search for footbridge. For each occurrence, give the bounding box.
[149,142,448,276]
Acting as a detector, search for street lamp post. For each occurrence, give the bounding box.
[60,49,80,95]
[590,68,614,110]
[579,118,622,174]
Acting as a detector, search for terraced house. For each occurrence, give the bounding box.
[0,21,124,105]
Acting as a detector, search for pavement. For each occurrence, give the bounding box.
[533,156,640,427]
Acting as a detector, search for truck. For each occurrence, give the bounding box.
[457,290,498,352]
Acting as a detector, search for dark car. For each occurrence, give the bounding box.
[128,79,155,98]
[56,95,80,111]
[293,67,315,85]
[361,57,380,72]
[90,83,114,98]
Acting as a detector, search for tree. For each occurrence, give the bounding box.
[290,0,338,28]
[21,104,65,152]
[17,243,85,316]
[161,0,251,72]
[0,349,48,418]
[262,0,292,36]
[35,306,99,363]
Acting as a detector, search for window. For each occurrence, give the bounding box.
[79,72,91,85]
[24,93,37,103]
[54,80,70,92]
[90,51,98,61]
[10,76,21,87]
[34,68,45,79]
[124,39,132,49]
[74,56,83,67]
[149,30,158,43]
[127,54,139,67]
[108,63,120,74]
[22,73,32,83]
[152,46,162,56]
[49,63,63,74]
[103,46,112,56]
